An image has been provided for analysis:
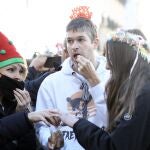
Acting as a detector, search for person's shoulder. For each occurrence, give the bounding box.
[43,70,62,81]
[38,71,61,90]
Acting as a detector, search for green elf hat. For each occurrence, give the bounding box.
[0,32,24,68]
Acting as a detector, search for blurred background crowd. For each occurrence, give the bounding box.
[0,0,149,59]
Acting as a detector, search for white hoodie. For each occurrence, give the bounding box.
[35,56,110,150]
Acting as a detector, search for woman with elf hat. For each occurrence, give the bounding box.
[0,31,37,150]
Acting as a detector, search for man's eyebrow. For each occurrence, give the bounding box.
[67,36,85,39]
[77,36,85,38]
[66,37,72,40]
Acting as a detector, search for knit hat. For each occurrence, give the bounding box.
[0,32,24,68]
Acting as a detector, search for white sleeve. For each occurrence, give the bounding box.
[35,80,55,149]
[89,83,108,128]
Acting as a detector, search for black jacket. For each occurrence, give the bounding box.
[73,83,150,150]
[0,112,34,149]
[25,66,61,107]
[0,100,36,150]
[25,67,50,105]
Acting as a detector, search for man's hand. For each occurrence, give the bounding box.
[76,55,100,87]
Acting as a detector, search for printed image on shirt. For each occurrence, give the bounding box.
[66,90,96,119]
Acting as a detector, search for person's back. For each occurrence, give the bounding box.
[35,6,109,150]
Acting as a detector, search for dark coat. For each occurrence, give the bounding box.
[0,100,36,150]
[73,83,150,150]
[25,67,50,106]
[25,66,61,107]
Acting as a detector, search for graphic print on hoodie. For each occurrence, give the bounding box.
[66,90,96,119]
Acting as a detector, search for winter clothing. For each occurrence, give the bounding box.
[0,74,24,100]
[0,32,24,68]
[0,31,36,150]
[0,112,34,149]
[25,65,61,107]
[25,66,50,105]
[35,56,109,150]
[73,83,150,150]
[0,98,36,150]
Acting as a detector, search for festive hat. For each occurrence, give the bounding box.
[0,32,24,68]
[70,6,92,20]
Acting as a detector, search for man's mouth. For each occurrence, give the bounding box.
[73,54,80,59]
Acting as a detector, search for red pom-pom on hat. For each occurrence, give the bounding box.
[0,32,24,68]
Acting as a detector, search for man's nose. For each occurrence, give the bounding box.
[72,41,79,51]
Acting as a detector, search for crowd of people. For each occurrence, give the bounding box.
[0,5,150,150]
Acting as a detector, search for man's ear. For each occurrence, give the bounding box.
[93,38,99,49]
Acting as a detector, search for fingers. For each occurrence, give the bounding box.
[14,89,30,100]
[46,116,61,126]
[14,89,31,109]
[30,55,48,71]
[41,117,50,126]
[76,55,90,65]
[75,55,100,86]
[38,110,61,126]
[35,109,78,128]
[48,110,61,126]
[76,55,95,73]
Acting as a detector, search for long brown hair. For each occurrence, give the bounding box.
[105,40,150,132]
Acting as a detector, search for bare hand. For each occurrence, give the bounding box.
[14,88,31,112]
[29,55,49,71]
[59,111,79,128]
[76,55,100,86]
[28,109,61,126]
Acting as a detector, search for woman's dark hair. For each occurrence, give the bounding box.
[105,40,150,131]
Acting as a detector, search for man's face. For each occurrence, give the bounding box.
[66,31,98,63]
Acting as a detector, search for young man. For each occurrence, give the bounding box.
[35,6,109,150]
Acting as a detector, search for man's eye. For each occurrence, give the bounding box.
[67,39,73,44]
[78,38,84,42]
